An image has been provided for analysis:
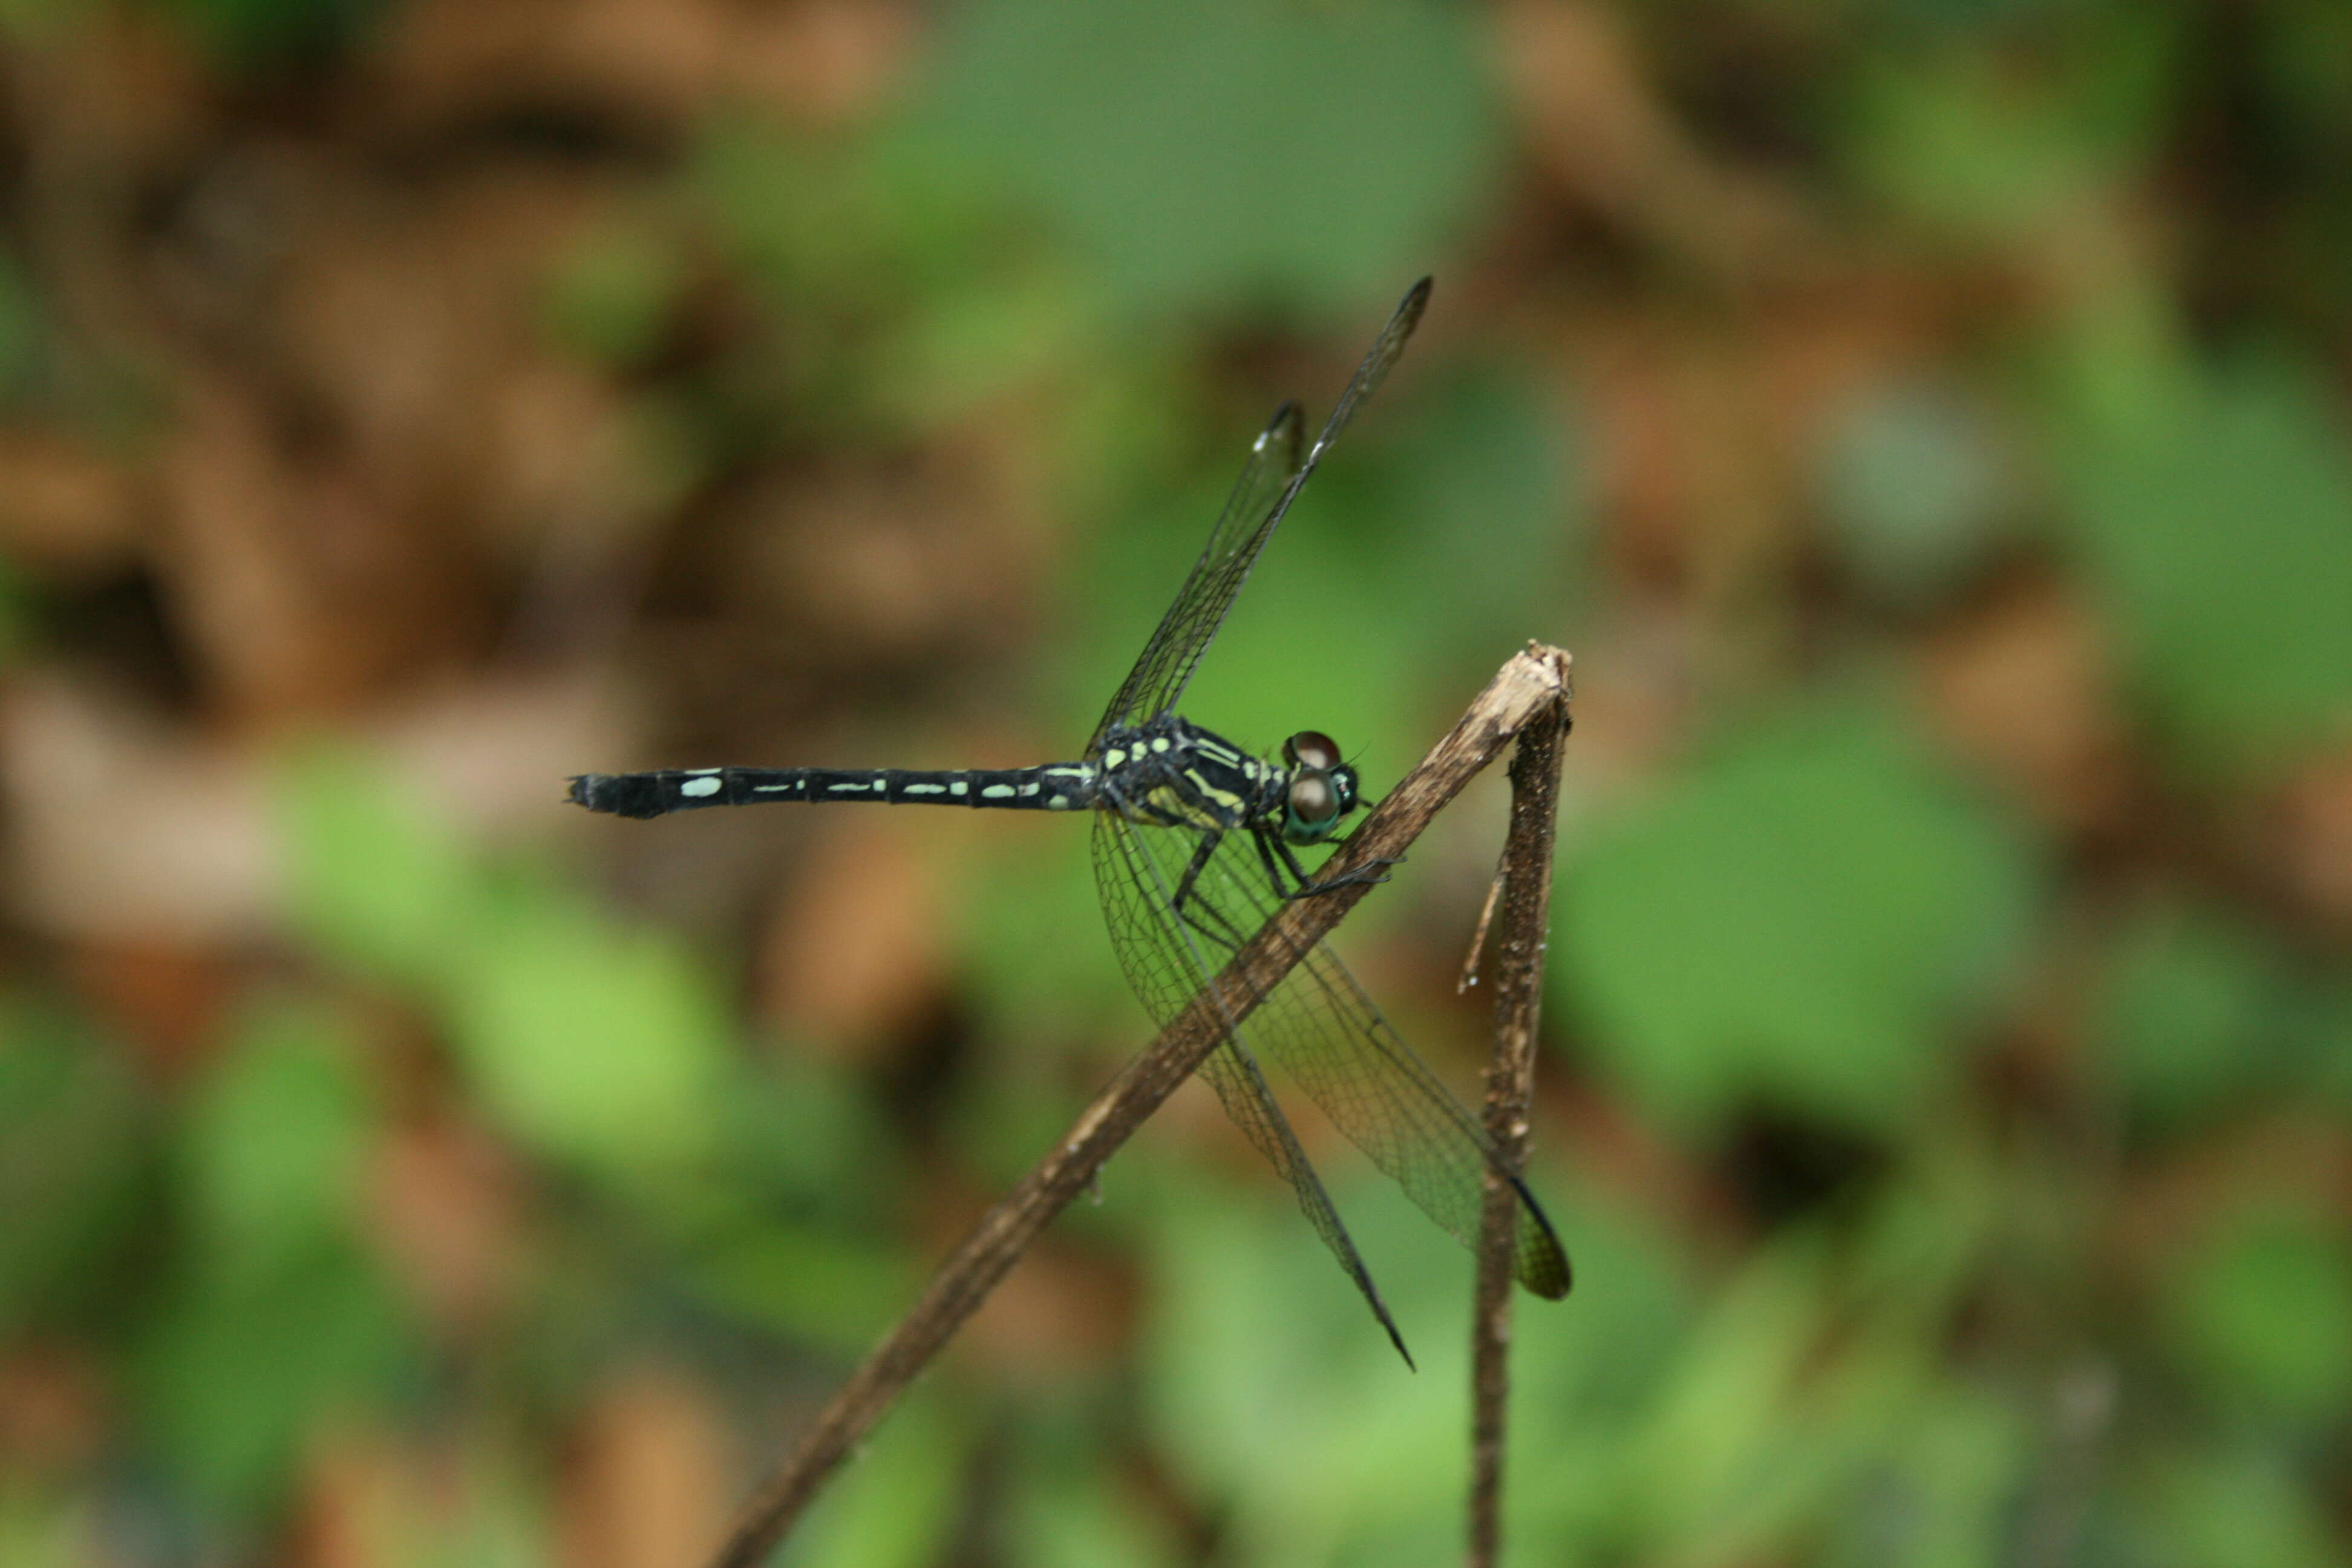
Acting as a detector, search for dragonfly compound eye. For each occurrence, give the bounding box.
[1284,730,1342,772]
[1328,763,1360,815]
[1285,769,1343,840]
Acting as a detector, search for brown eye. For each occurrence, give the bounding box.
[1284,731,1341,772]
[1288,771,1337,824]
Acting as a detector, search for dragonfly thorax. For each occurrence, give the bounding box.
[1094,715,1360,845]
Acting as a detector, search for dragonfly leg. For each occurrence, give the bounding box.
[1250,828,1297,897]
[1169,828,1254,953]
[1273,834,1396,900]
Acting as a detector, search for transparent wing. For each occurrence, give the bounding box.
[1090,400,1301,754]
[1089,278,1432,751]
[1092,808,1411,1361]
[1091,806,1572,1340]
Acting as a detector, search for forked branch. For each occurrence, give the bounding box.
[707,644,1576,1568]
[1466,656,1573,1568]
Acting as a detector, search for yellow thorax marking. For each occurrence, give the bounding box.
[1143,780,1237,829]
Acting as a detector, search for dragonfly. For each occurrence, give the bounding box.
[569,279,1570,1362]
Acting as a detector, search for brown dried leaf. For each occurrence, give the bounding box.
[0,675,282,942]
[0,433,142,578]
[157,378,485,720]
[1920,580,2129,833]
[954,1232,1134,1381]
[756,814,947,1062]
[563,1367,730,1568]
[0,1347,107,1478]
[718,0,924,125]
[368,1117,523,1334]
[1491,0,1823,287]
[375,0,731,138]
[2273,749,2352,929]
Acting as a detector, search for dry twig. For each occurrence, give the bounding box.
[1465,647,1573,1568]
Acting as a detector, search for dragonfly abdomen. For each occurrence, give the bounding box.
[569,763,1101,819]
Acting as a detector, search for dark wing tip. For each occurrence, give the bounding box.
[1510,1174,1574,1299]
[1394,277,1432,336]
[1526,1237,1574,1301]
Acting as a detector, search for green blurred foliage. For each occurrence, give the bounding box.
[922,0,1503,320]
[2135,1445,2345,1568]
[0,247,44,403]
[1,0,2348,1563]
[1843,7,2182,243]
[2058,354,2352,777]
[282,746,912,1356]
[543,214,690,373]
[0,1489,96,1568]
[789,1389,970,1568]
[0,1003,147,1339]
[2158,1198,2352,1426]
[1142,1136,2030,1566]
[139,999,414,1517]
[286,749,730,1175]
[2094,896,2310,1130]
[180,996,371,1268]
[1560,702,2041,1132]
[1815,377,2016,609]
[160,0,388,69]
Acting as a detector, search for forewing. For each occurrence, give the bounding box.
[1090,401,1302,754]
[1134,822,1572,1299]
[1089,809,1411,1359]
[1089,278,1432,748]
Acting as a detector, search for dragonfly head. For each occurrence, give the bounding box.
[1279,730,1361,843]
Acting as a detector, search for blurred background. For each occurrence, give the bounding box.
[2,0,2350,1564]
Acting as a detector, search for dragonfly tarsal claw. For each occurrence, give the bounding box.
[1290,857,1399,898]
